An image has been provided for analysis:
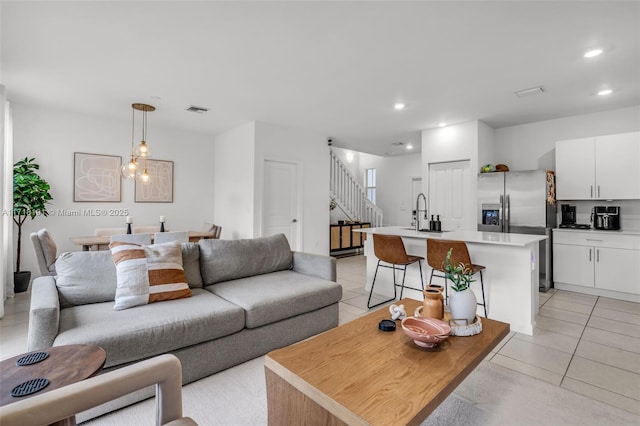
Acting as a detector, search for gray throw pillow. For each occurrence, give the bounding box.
[182,242,203,288]
[199,234,293,285]
[55,250,117,307]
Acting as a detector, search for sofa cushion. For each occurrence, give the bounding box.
[55,251,117,308]
[181,242,203,288]
[199,234,293,285]
[54,289,245,368]
[205,270,342,328]
[110,241,192,311]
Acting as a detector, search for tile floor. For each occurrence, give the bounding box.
[336,254,640,417]
[1,254,639,418]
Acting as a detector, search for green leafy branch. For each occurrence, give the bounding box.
[444,247,475,292]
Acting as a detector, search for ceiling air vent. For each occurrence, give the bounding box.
[186,105,209,114]
[514,86,545,97]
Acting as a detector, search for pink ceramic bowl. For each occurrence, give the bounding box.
[401,317,451,348]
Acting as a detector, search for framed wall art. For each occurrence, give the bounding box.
[135,159,174,203]
[73,152,122,202]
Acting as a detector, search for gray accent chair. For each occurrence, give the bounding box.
[154,231,189,244]
[110,233,152,245]
[0,354,196,426]
[30,228,57,276]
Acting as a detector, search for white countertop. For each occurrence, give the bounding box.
[355,226,547,247]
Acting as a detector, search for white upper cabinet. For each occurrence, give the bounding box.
[556,137,595,200]
[556,131,640,200]
[595,132,640,199]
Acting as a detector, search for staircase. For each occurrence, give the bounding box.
[329,150,383,227]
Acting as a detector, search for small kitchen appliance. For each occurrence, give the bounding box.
[559,204,591,229]
[593,206,621,230]
[560,204,576,226]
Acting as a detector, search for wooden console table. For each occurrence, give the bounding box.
[265,298,509,425]
[330,222,370,252]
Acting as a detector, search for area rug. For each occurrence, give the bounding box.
[85,356,639,426]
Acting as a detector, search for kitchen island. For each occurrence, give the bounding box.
[355,226,547,335]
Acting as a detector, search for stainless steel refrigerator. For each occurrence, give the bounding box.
[477,170,556,291]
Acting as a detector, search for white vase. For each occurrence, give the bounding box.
[449,288,477,325]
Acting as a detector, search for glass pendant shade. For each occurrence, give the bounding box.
[120,156,138,179]
[135,140,152,158]
[139,167,151,185]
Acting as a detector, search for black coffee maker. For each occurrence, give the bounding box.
[560,204,576,226]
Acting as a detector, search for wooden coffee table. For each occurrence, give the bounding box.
[265,298,509,426]
[1,344,106,423]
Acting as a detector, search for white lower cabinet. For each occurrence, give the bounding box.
[553,230,640,297]
[595,247,640,294]
[553,244,594,288]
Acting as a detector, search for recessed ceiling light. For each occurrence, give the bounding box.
[597,89,613,96]
[406,144,413,150]
[584,49,603,58]
[394,103,405,110]
[438,122,447,127]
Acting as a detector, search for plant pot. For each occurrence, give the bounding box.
[14,271,31,293]
[449,288,477,325]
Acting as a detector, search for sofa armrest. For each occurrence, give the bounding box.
[27,276,60,351]
[292,252,337,282]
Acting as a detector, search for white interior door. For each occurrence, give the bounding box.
[263,160,299,250]
[428,160,472,231]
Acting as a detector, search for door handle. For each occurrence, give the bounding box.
[590,185,593,198]
[292,219,297,223]
[596,248,599,262]
[597,185,601,198]
[589,248,592,262]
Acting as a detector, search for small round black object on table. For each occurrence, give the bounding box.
[378,319,396,332]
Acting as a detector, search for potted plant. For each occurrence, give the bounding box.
[13,157,52,293]
[444,247,477,325]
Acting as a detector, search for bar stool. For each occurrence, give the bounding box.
[367,234,424,309]
[426,239,487,317]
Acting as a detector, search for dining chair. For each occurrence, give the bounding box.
[30,228,57,276]
[426,238,487,317]
[110,233,152,245]
[367,234,424,309]
[203,222,222,239]
[154,231,189,244]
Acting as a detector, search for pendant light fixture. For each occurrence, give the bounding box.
[121,103,154,183]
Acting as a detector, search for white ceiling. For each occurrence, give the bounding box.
[2,1,639,156]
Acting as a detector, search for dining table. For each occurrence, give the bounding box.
[70,231,215,251]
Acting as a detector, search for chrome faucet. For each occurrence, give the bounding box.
[415,193,427,231]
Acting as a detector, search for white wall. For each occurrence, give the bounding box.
[494,105,640,171]
[212,122,256,240]
[11,103,215,277]
[254,121,329,254]
[359,152,421,227]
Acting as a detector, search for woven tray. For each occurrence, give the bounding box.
[414,306,483,336]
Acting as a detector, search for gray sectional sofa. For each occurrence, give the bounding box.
[27,234,342,421]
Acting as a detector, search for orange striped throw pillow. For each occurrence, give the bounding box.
[110,241,191,310]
